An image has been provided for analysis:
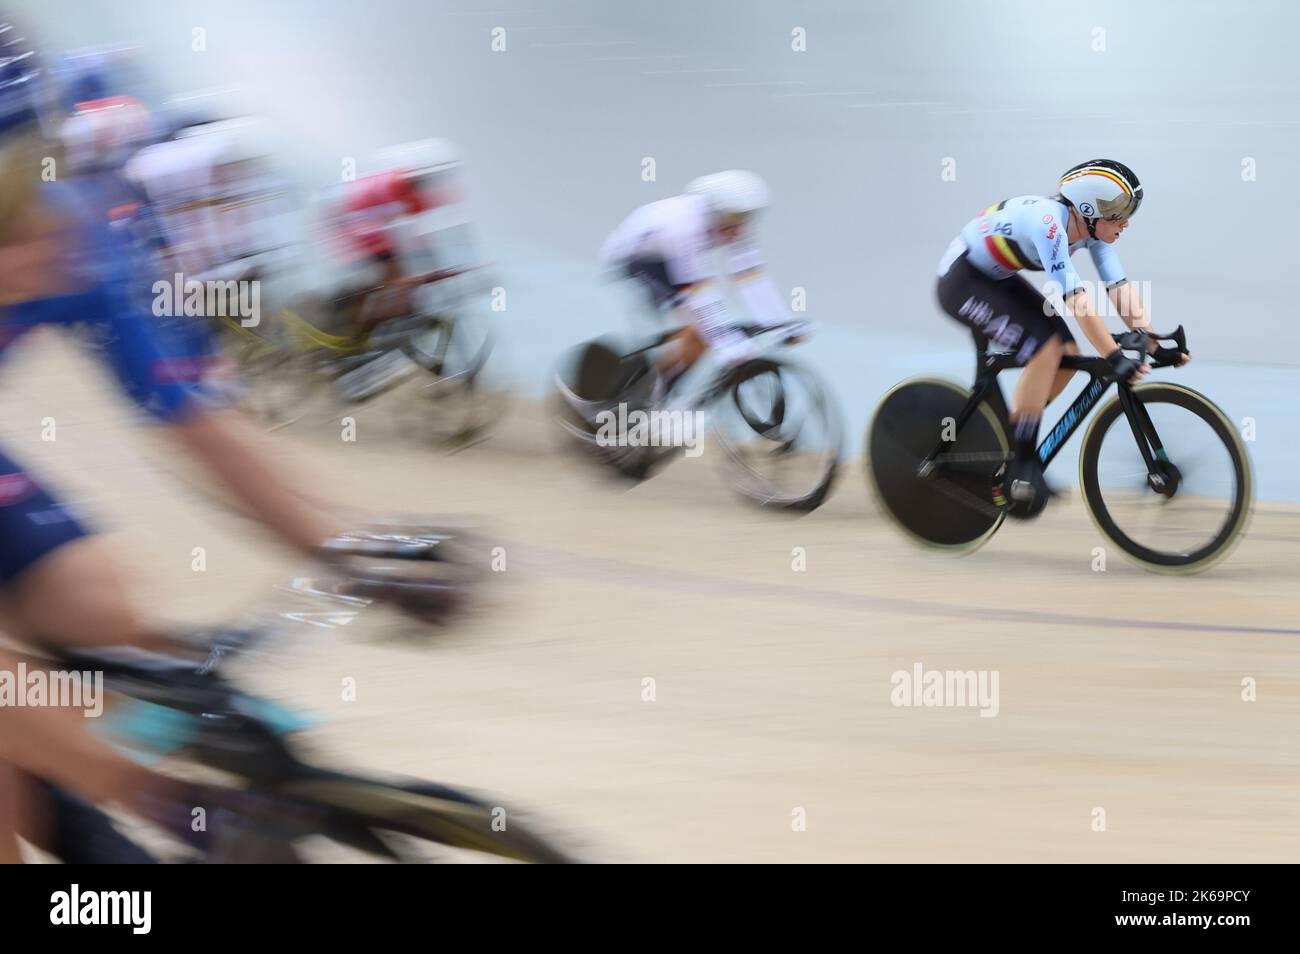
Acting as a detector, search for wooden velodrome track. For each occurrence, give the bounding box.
[3,334,1297,863]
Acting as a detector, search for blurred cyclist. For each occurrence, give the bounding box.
[0,20,452,862]
[599,170,806,407]
[128,112,294,289]
[935,159,1188,511]
[56,52,156,179]
[322,138,469,332]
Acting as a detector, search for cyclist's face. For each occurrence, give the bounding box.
[1094,217,1128,243]
[715,212,750,243]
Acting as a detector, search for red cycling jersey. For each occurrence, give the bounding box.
[334,170,438,261]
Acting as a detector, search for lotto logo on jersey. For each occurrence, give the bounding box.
[1046,222,1058,241]
[978,219,991,234]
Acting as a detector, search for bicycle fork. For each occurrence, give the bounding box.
[1115,385,1180,498]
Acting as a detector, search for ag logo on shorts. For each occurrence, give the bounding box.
[1078,201,1095,217]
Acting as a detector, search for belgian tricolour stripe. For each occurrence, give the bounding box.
[1061,166,1133,197]
[981,202,1027,271]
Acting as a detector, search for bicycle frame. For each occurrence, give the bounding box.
[921,334,1174,483]
[617,321,806,406]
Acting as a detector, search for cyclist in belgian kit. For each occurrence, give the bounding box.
[936,159,1189,510]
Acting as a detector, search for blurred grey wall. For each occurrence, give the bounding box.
[18,0,1300,364]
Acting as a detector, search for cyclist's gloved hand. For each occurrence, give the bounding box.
[339,567,463,624]
[1105,347,1147,384]
[779,319,813,345]
[1149,344,1188,368]
[316,545,464,625]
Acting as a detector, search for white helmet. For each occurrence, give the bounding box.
[686,169,770,218]
[1059,159,1142,223]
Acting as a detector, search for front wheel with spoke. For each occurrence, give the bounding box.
[401,317,508,447]
[709,357,842,513]
[1079,382,1252,573]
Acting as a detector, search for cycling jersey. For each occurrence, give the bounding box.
[3,180,205,421]
[0,179,212,583]
[126,132,293,285]
[599,194,790,362]
[331,170,438,263]
[950,195,1126,296]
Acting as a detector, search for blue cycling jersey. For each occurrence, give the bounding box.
[954,195,1126,296]
[2,180,202,422]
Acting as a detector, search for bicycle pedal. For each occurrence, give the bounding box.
[1008,478,1032,502]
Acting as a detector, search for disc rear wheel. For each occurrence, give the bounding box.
[866,378,1008,550]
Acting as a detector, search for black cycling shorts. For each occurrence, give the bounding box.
[937,250,1075,365]
[0,448,90,584]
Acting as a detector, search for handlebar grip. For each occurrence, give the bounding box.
[1169,324,1187,353]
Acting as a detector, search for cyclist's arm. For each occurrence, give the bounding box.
[665,228,757,365]
[725,240,791,328]
[83,279,344,557]
[666,220,731,327]
[1107,281,1150,331]
[1029,215,1118,357]
[1064,287,1124,357]
[1088,239,1151,332]
[166,408,343,556]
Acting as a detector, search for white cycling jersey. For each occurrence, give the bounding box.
[599,194,792,362]
[126,130,293,286]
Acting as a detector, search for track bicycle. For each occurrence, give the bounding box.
[49,545,575,864]
[554,321,843,512]
[866,327,1252,573]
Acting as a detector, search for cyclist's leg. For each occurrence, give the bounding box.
[0,762,34,863]
[936,253,1074,373]
[936,253,1075,502]
[6,536,171,651]
[40,782,159,863]
[0,450,174,652]
[623,257,702,391]
[0,652,160,863]
[1012,334,1066,432]
[1048,342,1081,403]
[0,772,157,863]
